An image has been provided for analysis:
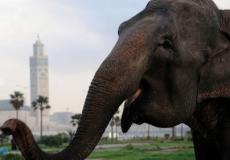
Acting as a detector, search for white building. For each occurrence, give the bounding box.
[0,36,75,135]
[50,112,74,126]
[30,35,50,129]
[0,100,37,132]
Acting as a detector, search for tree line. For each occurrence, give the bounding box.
[9,91,50,142]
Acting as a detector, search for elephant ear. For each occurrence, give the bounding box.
[198,10,230,103]
[219,10,230,37]
[198,49,230,102]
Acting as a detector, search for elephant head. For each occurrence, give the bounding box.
[2,0,230,159]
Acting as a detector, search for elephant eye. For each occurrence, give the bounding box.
[160,39,174,50]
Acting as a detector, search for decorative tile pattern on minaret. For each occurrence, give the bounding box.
[30,35,50,129]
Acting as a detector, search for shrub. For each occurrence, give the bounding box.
[40,133,70,147]
[123,144,134,150]
[185,131,193,141]
[164,134,170,139]
[3,154,24,160]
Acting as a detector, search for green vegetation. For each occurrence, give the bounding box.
[0,139,194,160]
[70,114,82,126]
[1,154,24,160]
[90,140,194,160]
[32,96,51,141]
[39,133,69,147]
[90,148,194,160]
[10,91,24,119]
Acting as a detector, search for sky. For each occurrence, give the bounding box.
[0,0,229,114]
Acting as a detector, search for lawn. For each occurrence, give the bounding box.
[90,140,195,160]
[0,139,195,160]
[90,149,194,160]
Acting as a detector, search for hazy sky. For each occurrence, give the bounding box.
[0,0,229,114]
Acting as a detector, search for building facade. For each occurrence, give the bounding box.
[0,100,37,132]
[30,36,50,128]
[50,112,74,125]
[0,36,74,135]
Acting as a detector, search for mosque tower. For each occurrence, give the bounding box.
[30,35,50,129]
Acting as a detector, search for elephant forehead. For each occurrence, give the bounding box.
[146,0,218,18]
[142,0,219,40]
[116,22,156,53]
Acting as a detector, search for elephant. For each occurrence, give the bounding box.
[1,0,230,159]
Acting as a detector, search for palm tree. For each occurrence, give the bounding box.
[70,114,82,127]
[110,118,115,141]
[0,133,8,145]
[10,91,24,119]
[69,114,81,141]
[110,110,120,141]
[114,116,120,140]
[147,124,150,140]
[172,126,176,138]
[32,96,50,141]
[180,124,184,138]
[66,130,75,141]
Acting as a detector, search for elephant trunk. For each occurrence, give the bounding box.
[1,77,126,160]
[0,22,153,160]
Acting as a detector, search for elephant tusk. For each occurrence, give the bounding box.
[127,88,142,104]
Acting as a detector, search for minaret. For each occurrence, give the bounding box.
[33,35,44,57]
[30,35,50,130]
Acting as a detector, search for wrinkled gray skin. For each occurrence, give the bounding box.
[2,0,230,159]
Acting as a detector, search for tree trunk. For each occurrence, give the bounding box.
[40,110,43,142]
[16,110,18,120]
[115,124,118,140]
[172,127,176,138]
[147,124,150,140]
[111,124,114,142]
[181,124,184,138]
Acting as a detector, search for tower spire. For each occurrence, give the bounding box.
[33,34,44,56]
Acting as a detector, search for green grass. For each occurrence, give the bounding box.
[0,140,195,160]
[90,149,194,160]
[90,140,195,160]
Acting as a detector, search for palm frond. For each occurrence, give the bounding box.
[32,101,37,107]
[46,105,51,109]
[33,96,50,111]
[9,91,25,111]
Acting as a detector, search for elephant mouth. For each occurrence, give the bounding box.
[121,88,144,133]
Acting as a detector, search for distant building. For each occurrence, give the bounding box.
[30,35,50,129]
[0,36,75,135]
[104,123,191,140]
[0,100,37,132]
[50,112,74,126]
